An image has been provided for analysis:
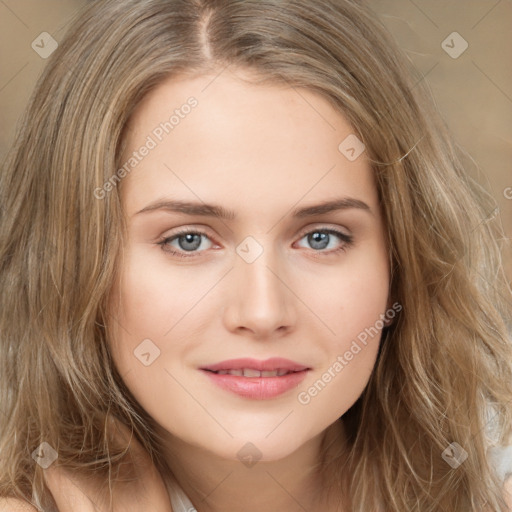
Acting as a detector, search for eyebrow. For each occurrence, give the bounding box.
[134,197,371,219]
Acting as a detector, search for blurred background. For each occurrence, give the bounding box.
[1,0,511,281]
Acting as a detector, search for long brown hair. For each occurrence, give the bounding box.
[1,0,511,510]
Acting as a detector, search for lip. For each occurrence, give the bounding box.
[201,369,310,399]
[200,357,310,372]
[199,358,311,400]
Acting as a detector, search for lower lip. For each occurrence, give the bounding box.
[200,369,309,399]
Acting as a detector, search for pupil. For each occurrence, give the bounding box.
[179,233,201,251]
[309,232,328,250]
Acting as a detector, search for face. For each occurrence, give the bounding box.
[108,68,390,462]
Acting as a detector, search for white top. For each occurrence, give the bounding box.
[166,475,197,512]
[164,446,512,512]
[488,445,512,482]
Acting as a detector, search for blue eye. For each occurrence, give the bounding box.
[296,229,353,253]
[157,228,353,259]
[157,229,213,257]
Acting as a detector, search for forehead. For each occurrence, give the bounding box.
[119,69,378,219]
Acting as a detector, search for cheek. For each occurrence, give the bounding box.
[108,244,223,382]
[114,247,205,338]
[108,248,178,372]
[106,248,203,421]
[308,240,390,350]
[336,268,389,347]
[295,241,389,413]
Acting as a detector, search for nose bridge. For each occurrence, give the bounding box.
[237,236,286,309]
[223,235,296,335]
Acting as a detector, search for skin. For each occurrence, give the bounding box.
[42,420,172,511]
[37,67,392,512]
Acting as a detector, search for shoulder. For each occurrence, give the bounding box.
[0,498,38,511]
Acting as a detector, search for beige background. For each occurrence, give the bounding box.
[1,0,511,281]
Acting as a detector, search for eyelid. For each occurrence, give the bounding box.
[159,223,351,242]
[295,223,351,239]
[158,225,218,245]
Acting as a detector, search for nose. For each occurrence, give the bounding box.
[222,244,297,340]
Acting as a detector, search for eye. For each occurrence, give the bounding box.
[157,229,214,258]
[157,226,354,259]
[295,228,354,256]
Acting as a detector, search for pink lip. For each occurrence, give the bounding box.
[199,358,311,400]
[200,357,310,372]
[201,369,309,400]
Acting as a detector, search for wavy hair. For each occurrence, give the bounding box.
[1,0,511,510]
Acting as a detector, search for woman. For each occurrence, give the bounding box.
[1,0,511,510]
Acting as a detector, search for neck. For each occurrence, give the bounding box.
[157,419,348,512]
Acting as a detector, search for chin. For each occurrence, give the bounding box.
[204,429,310,464]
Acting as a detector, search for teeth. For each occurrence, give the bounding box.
[213,368,292,377]
[243,368,262,377]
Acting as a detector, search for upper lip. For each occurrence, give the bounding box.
[200,357,310,372]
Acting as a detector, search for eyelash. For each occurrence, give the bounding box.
[157,227,354,259]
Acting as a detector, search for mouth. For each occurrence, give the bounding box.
[202,368,304,377]
[199,358,311,399]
